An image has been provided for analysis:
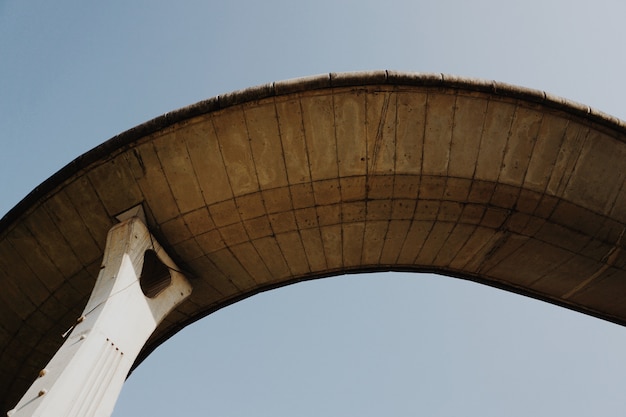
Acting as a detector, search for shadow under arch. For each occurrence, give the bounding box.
[2,71,626,410]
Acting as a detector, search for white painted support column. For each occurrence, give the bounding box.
[8,217,192,417]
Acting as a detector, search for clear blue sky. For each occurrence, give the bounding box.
[2,1,626,416]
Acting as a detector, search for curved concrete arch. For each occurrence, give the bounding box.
[2,71,626,410]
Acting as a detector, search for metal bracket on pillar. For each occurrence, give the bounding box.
[8,215,192,417]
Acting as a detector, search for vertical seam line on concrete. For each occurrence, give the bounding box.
[272,96,313,275]
[361,89,371,267]
[239,107,275,279]
[514,110,545,214]
[599,138,626,216]
[378,89,400,266]
[456,227,498,273]
[79,174,112,255]
[155,142,195,251]
[363,90,387,266]
[380,90,396,266]
[447,223,480,268]
[467,99,498,228]
[460,94,489,270]
[553,126,591,198]
[517,109,544,188]
[229,106,269,285]
[537,119,571,234]
[206,113,246,291]
[330,89,345,269]
[369,90,390,175]
[21,179,90,279]
[162,127,203,217]
[483,101,519,238]
[444,91,458,178]
[495,102,520,188]
[489,107,549,249]
[376,92,398,265]
[6,225,59,297]
[0,260,32,339]
[128,141,167,224]
[432,213,473,267]
[468,96,490,181]
[44,189,99,271]
[428,92,461,265]
[608,174,626,222]
[396,91,430,266]
[411,217,437,267]
[297,95,329,271]
[358,91,370,267]
[181,123,232,297]
[407,202,437,266]
[414,91,455,265]
[183,120,214,219]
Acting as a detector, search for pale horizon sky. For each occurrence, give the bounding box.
[3,1,626,416]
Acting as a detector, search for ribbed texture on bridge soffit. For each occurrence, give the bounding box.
[2,72,626,410]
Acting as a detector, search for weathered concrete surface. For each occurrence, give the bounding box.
[2,71,626,410]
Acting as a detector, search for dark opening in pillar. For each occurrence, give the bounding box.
[140,249,171,298]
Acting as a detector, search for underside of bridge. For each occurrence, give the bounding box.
[2,71,626,411]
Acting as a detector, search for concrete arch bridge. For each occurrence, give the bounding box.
[3,71,626,415]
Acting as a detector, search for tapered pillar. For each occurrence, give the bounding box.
[8,216,192,417]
